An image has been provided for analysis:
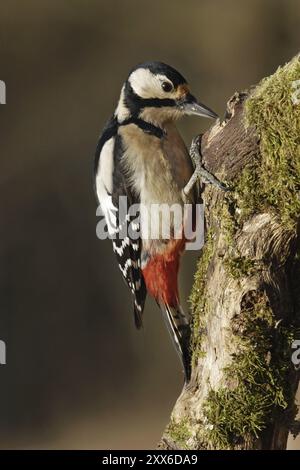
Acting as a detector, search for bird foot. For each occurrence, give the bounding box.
[182,134,229,202]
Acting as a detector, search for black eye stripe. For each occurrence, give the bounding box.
[124,81,176,115]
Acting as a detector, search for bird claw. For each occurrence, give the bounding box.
[194,165,230,192]
[183,134,230,198]
[189,134,203,167]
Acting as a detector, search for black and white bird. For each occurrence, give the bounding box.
[94,62,218,382]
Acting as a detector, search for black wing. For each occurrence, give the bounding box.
[94,122,147,328]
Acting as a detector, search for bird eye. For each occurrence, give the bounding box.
[161,81,173,93]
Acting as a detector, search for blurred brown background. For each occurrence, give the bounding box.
[0,0,299,450]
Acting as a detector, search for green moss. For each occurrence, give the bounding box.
[224,255,257,279]
[220,201,238,245]
[231,165,262,222]
[189,229,215,366]
[201,292,296,449]
[217,199,258,280]
[244,55,300,228]
[214,56,300,279]
[167,418,192,449]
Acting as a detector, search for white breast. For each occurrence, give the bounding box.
[119,123,193,246]
[120,123,192,198]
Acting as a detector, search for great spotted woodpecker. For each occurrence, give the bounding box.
[94,62,220,382]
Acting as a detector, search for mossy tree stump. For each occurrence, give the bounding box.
[160,55,300,450]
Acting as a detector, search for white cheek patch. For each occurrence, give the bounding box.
[129,69,160,98]
[129,69,175,100]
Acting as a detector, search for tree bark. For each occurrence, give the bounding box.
[159,55,300,450]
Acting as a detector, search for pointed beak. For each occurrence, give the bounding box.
[177,93,218,119]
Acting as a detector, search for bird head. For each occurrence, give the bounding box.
[115,61,218,126]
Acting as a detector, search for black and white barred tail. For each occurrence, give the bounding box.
[159,303,191,382]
